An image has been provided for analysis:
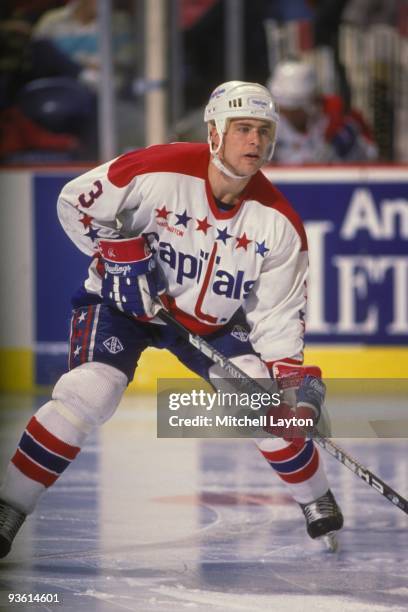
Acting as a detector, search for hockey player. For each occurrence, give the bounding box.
[268,59,378,164]
[0,81,343,558]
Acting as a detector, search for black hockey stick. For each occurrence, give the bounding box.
[157,307,408,516]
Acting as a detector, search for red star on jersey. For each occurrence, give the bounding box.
[79,213,93,228]
[196,216,212,234]
[236,232,252,250]
[156,205,172,219]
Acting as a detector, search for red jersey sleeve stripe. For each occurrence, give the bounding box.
[250,172,308,251]
[107,143,209,188]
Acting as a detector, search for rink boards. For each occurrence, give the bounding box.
[0,165,407,392]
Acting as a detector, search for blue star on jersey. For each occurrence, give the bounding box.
[175,210,192,227]
[85,226,100,241]
[255,240,270,257]
[216,227,233,244]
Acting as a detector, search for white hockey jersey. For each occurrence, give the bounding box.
[274,104,378,164]
[57,143,308,364]
[274,114,333,164]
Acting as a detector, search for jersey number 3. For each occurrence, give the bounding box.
[78,180,103,208]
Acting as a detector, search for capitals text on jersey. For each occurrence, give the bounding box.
[158,241,255,299]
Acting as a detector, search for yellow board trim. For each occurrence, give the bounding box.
[128,346,408,393]
[304,346,408,379]
[0,348,33,392]
[128,348,199,393]
[0,347,407,393]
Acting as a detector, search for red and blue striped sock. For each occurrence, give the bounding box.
[257,437,329,504]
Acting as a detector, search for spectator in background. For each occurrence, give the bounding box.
[32,0,133,92]
[268,59,378,163]
[0,18,79,161]
[11,0,136,160]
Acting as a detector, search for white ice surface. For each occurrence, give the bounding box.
[0,394,407,612]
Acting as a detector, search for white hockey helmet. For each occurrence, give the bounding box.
[204,81,279,177]
[268,60,318,109]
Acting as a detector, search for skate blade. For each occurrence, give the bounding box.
[320,532,339,553]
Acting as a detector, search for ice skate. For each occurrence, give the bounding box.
[300,489,343,552]
[0,499,26,558]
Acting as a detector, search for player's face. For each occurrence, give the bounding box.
[219,119,274,176]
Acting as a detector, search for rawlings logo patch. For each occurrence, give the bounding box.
[104,263,131,275]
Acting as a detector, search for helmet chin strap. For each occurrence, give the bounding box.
[208,126,273,180]
[209,131,258,180]
[210,153,254,180]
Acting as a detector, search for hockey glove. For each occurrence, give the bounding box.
[264,362,326,442]
[98,236,166,319]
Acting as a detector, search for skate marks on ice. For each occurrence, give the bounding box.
[0,397,407,611]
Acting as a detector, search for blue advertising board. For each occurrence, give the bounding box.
[269,176,408,344]
[34,173,89,384]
